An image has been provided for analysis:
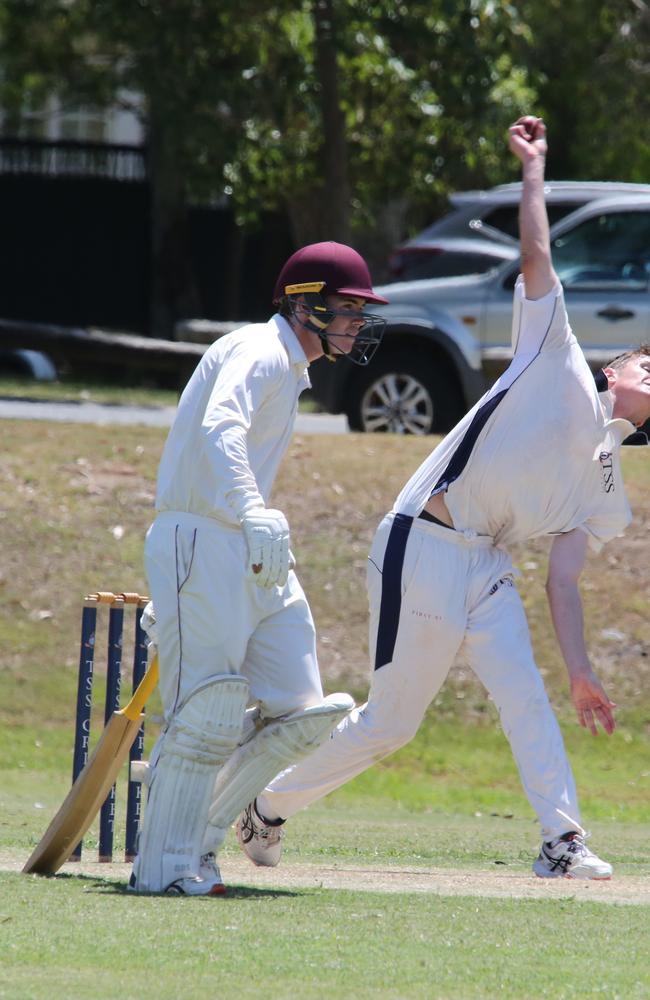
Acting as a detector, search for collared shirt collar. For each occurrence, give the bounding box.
[271,313,309,371]
[599,388,615,420]
[596,388,637,452]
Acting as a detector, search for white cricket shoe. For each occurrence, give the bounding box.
[236,800,284,867]
[198,852,226,893]
[533,831,612,880]
[164,874,225,896]
[128,852,226,895]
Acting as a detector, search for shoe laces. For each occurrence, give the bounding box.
[254,816,283,845]
[249,805,284,845]
[558,830,592,858]
[200,852,220,876]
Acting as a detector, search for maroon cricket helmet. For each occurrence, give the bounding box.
[273,241,389,306]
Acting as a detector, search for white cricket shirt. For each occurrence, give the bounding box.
[395,277,634,552]
[155,315,310,523]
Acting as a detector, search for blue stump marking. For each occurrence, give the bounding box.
[98,603,123,861]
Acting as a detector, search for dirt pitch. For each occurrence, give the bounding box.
[5,853,649,906]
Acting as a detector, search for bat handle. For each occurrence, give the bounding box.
[123,655,159,720]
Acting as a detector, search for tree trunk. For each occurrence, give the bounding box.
[286,192,326,248]
[147,103,201,338]
[223,217,245,319]
[312,0,351,244]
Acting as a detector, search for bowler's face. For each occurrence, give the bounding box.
[609,356,650,427]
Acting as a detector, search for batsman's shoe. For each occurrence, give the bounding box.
[165,875,225,896]
[198,852,226,894]
[236,800,284,868]
[533,831,612,880]
[128,853,226,895]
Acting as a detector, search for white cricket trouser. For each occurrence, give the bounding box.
[144,511,324,722]
[261,512,581,841]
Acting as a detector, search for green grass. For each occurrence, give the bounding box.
[6,714,650,869]
[0,373,322,410]
[3,421,646,725]
[2,417,650,998]
[5,699,650,868]
[2,869,650,1000]
[0,373,180,407]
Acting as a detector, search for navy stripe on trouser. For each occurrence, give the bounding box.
[374,513,413,671]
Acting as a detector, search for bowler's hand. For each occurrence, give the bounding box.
[508,116,547,162]
[570,670,616,736]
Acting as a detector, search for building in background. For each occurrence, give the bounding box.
[0,94,291,336]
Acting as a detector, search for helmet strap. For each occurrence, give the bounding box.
[286,286,338,359]
[298,291,335,337]
[321,338,337,362]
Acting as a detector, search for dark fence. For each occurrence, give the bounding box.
[0,137,147,181]
[0,139,293,336]
[0,171,151,332]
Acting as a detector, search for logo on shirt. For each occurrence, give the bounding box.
[488,576,515,597]
[598,451,615,493]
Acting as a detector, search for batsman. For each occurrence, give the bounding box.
[130,241,388,894]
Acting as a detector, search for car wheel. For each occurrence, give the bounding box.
[0,349,57,380]
[346,352,461,434]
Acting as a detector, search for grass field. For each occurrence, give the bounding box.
[0,372,321,411]
[0,372,180,407]
[1,415,649,999]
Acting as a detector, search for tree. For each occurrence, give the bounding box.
[509,0,650,181]
[13,1,619,322]
[313,0,352,243]
[223,1,534,269]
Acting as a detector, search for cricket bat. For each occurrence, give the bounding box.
[23,655,159,876]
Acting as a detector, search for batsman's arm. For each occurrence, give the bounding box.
[203,350,284,518]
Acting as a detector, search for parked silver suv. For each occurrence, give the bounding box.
[387,181,650,281]
[310,193,650,436]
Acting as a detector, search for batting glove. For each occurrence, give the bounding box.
[240,508,290,589]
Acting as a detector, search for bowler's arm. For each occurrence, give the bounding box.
[546,529,616,735]
[509,116,557,300]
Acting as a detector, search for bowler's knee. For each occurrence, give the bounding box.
[356,699,422,754]
[497,682,555,738]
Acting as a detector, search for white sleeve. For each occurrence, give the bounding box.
[576,493,632,554]
[511,276,574,356]
[201,345,284,518]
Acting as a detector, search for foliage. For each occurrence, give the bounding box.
[219,1,535,241]
[509,0,650,182]
[1,2,650,304]
[0,1,532,237]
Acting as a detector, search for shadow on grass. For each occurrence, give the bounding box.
[46,871,304,899]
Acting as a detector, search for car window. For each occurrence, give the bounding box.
[477,202,585,240]
[501,210,650,292]
[397,251,506,281]
[419,208,470,239]
[474,206,519,239]
[552,211,650,289]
